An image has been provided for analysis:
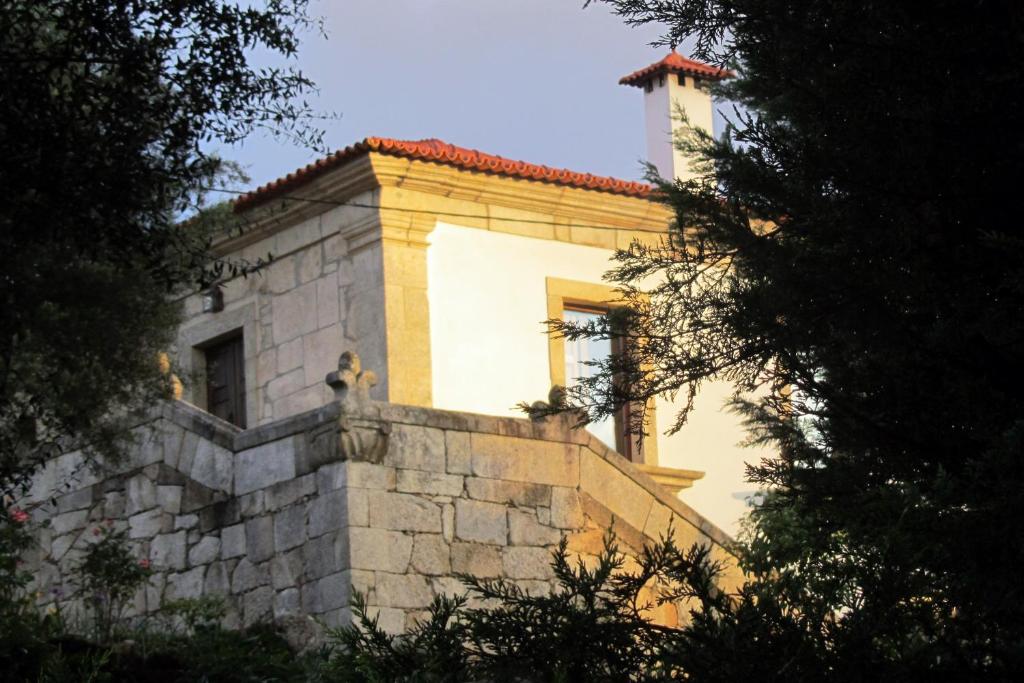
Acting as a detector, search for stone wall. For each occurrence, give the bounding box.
[19,355,738,634]
[174,192,390,427]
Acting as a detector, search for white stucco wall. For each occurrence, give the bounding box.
[643,74,714,183]
[426,222,769,535]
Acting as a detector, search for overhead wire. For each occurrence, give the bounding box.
[203,186,669,234]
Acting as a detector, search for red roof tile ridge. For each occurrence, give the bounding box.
[233,137,654,212]
[619,49,733,87]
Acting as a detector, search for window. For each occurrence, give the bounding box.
[546,278,656,464]
[204,333,246,428]
[562,306,638,459]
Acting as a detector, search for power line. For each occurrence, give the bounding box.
[204,186,669,234]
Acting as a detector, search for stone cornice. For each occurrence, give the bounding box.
[368,153,672,233]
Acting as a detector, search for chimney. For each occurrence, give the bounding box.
[620,50,732,183]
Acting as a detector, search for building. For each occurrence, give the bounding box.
[180,49,764,536]
[22,51,761,632]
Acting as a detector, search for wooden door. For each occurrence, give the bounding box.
[205,334,246,428]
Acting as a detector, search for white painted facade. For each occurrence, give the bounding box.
[426,222,766,535]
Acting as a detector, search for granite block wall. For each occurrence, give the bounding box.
[18,363,738,635]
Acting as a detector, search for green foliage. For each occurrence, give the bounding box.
[328,530,811,682]
[73,521,152,642]
[0,0,322,497]
[551,0,1024,677]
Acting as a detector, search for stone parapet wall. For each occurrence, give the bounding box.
[19,373,738,634]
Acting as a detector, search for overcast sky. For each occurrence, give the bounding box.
[222,0,699,192]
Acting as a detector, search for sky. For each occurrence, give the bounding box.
[222,0,697,193]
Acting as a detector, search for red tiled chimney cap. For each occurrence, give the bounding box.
[619,49,733,87]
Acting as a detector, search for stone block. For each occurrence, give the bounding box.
[177,431,199,476]
[265,474,316,511]
[103,491,126,519]
[243,585,274,626]
[374,573,432,609]
[318,461,396,492]
[550,487,584,529]
[156,485,183,514]
[367,492,442,533]
[302,532,344,580]
[271,549,304,590]
[267,368,306,402]
[579,455,653,533]
[166,565,206,601]
[188,535,221,565]
[297,243,323,284]
[56,487,93,514]
[274,588,301,619]
[445,431,472,474]
[238,491,265,518]
[235,439,297,495]
[128,508,165,539]
[50,533,75,561]
[204,560,231,594]
[273,505,307,552]
[450,543,502,578]
[431,576,469,599]
[274,386,323,418]
[50,509,89,536]
[257,349,277,383]
[397,470,464,497]
[385,424,445,473]
[266,257,296,294]
[277,337,304,374]
[316,272,340,328]
[442,503,455,543]
[503,546,553,580]
[302,325,344,388]
[411,534,451,575]
[465,478,551,507]
[126,475,157,515]
[348,527,412,573]
[508,509,562,547]
[272,280,318,343]
[151,530,187,570]
[146,573,166,612]
[365,606,406,635]
[191,440,233,492]
[470,434,579,487]
[317,571,351,612]
[308,489,344,538]
[643,502,674,542]
[347,488,369,527]
[245,515,275,563]
[232,558,270,593]
[454,499,507,545]
[174,513,198,530]
[221,522,246,559]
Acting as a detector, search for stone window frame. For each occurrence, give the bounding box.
[176,303,258,429]
[545,277,659,465]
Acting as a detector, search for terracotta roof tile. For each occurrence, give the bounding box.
[233,137,654,212]
[619,50,732,87]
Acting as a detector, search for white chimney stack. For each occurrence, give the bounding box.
[620,50,731,183]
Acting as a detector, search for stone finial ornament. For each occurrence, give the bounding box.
[325,351,389,464]
[157,351,184,401]
[325,351,377,410]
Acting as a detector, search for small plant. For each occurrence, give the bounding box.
[73,521,151,642]
[160,595,226,635]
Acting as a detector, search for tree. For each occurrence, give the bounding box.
[563,0,1022,677]
[339,2,1024,679]
[0,1,322,495]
